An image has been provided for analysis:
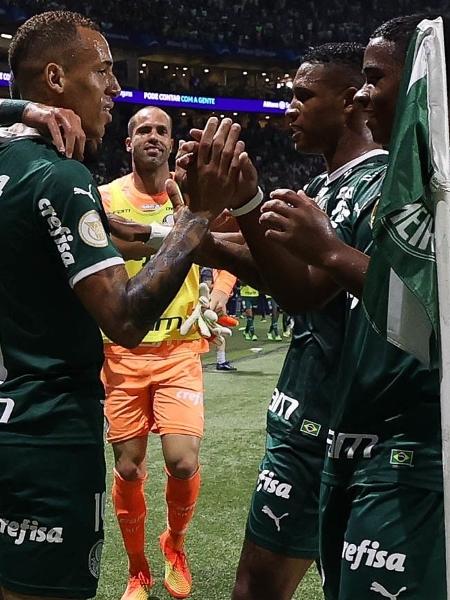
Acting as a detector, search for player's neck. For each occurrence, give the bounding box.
[132,164,171,196]
[324,131,381,174]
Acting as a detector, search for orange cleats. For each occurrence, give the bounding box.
[159,531,192,598]
[120,571,154,600]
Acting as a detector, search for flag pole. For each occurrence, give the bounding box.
[435,195,450,598]
[430,17,450,598]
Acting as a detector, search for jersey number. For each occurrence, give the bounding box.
[94,492,106,532]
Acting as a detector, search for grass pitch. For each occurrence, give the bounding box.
[97,319,323,599]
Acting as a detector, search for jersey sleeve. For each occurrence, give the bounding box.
[213,270,237,297]
[34,159,124,288]
[332,165,387,246]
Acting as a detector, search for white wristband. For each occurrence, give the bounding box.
[146,222,171,250]
[230,187,264,217]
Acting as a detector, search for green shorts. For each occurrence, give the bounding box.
[320,482,445,600]
[0,444,106,599]
[246,432,324,558]
[241,297,258,311]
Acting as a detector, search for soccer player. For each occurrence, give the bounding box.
[100,105,240,599]
[258,14,447,599]
[182,43,388,600]
[240,283,259,340]
[0,11,246,600]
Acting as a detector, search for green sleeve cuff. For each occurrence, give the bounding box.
[0,99,30,126]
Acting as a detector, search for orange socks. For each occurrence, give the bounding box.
[112,469,149,576]
[165,467,201,550]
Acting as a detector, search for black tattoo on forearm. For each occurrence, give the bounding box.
[125,208,209,329]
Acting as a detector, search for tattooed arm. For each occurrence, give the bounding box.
[75,209,209,347]
[74,117,244,348]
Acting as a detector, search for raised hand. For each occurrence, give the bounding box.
[187,126,259,211]
[259,189,345,267]
[22,103,86,160]
[185,117,246,220]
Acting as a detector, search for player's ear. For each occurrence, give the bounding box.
[45,63,65,94]
[125,137,132,153]
[343,86,358,114]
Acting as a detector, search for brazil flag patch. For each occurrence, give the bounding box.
[300,419,321,437]
[390,449,414,467]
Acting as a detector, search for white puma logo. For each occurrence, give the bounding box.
[371,582,407,599]
[74,184,96,203]
[261,505,289,532]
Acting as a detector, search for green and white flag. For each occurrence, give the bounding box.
[363,17,450,366]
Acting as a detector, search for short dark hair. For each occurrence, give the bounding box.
[9,11,99,81]
[301,42,366,87]
[370,13,447,58]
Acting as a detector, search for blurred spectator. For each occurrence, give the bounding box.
[12,0,449,53]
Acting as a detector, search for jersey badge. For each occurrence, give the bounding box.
[78,210,108,248]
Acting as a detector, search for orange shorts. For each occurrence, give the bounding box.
[102,342,204,443]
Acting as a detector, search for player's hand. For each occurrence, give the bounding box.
[184,117,245,219]
[260,189,344,266]
[22,103,86,160]
[165,178,184,222]
[107,213,150,243]
[188,128,259,211]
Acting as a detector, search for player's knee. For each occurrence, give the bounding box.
[232,575,258,600]
[115,456,146,481]
[165,454,198,479]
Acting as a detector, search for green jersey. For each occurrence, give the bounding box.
[0,136,123,446]
[267,151,389,450]
[323,181,441,491]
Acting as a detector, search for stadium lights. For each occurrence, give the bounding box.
[181,112,186,116]
[183,67,188,71]
[142,62,147,67]
[0,33,12,39]
[265,78,270,82]
[233,112,238,116]
[262,72,267,76]
[182,73,186,77]
[204,68,210,73]
[163,65,169,69]
[242,71,248,75]
[265,115,270,119]
[284,73,290,77]
[139,70,144,74]
[286,80,293,88]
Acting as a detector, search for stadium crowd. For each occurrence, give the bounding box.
[10,0,448,50]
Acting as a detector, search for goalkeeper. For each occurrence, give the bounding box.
[99,106,236,600]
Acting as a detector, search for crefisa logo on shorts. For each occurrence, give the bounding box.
[0,517,63,546]
[342,539,406,572]
[256,469,292,499]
